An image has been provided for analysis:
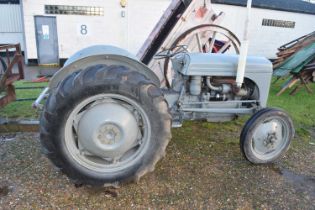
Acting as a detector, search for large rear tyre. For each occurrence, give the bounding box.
[40,65,172,186]
[240,108,295,164]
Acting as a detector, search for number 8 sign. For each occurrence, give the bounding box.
[80,25,88,35]
[77,24,89,36]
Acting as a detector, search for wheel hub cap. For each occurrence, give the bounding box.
[97,123,122,146]
[264,133,277,149]
[253,119,285,155]
[77,102,139,159]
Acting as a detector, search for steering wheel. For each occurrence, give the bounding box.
[154,45,188,60]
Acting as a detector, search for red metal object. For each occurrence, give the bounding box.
[0,43,25,108]
[195,6,208,18]
[31,76,49,83]
[137,0,229,87]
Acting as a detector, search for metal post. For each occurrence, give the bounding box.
[126,0,130,51]
[236,0,252,87]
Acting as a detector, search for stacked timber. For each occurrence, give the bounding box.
[273,32,315,69]
[273,32,315,96]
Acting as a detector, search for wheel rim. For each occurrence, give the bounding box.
[251,116,290,161]
[65,94,151,173]
[171,25,241,54]
[163,24,241,87]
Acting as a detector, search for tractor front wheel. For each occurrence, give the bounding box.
[40,65,172,186]
[240,108,294,164]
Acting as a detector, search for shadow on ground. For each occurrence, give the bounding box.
[0,121,314,209]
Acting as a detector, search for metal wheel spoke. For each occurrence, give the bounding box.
[131,130,143,148]
[132,109,142,124]
[164,25,241,86]
[195,33,203,52]
[218,40,232,53]
[208,31,217,53]
[104,157,121,164]
[185,35,197,51]
[73,111,86,133]
[117,129,143,160]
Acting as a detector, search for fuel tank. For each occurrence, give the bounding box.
[178,53,272,76]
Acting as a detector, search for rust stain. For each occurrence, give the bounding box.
[195,7,208,18]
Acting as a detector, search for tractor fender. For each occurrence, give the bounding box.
[48,45,160,89]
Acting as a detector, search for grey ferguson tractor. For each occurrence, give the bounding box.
[36,44,294,186]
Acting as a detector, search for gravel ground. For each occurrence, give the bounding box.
[0,121,314,209]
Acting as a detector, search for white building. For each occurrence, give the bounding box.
[1,0,315,64]
[22,0,171,65]
[211,0,315,58]
[0,0,25,50]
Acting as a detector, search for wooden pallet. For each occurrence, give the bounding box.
[276,66,314,96]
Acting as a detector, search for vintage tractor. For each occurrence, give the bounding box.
[35,0,294,186]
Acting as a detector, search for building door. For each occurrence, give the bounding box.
[34,16,59,65]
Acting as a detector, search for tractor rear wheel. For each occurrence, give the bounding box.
[240,108,294,164]
[40,65,172,186]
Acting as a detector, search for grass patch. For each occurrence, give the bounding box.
[268,78,315,130]
[0,81,48,119]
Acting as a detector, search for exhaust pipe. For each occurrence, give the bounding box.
[236,0,252,88]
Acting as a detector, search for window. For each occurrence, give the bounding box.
[45,5,104,16]
[262,19,295,28]
[0,0,20,4]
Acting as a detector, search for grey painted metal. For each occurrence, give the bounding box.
[189,76,202,95]
[180,107,255,114]
[48,45,160,90]
[174,53,273,107]
[179,53,273,75]
[178,101,243,122]
[32,87,48,109]
[39,46,270,134]
[77,101,139,159]
[64,94,151,173]
[34,16,59,65]
[244,71,271,107]
[64,45,138,67]
[250,116,290,161]
[182,100,258,105]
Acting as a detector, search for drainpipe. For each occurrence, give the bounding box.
[20,0,28,64]
[126,0,130,51]
[236,0,252,88]
[120,0,129,50]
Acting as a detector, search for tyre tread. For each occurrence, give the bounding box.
[40,64,171,186]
